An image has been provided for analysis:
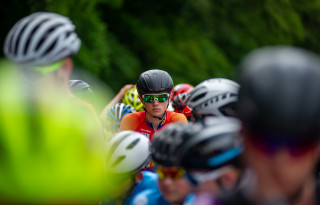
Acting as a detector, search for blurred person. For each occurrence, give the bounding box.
[103,103,135,137]
[0,67,105,204]
[120,69,187,141]
[176,117,246,204]
[218,46,320,205]
[3,12,103,138]
[101,130,164,205]
[152,123,195,205]
[171,84,194,120]
[4,12,80,95]
[187,78,239,122]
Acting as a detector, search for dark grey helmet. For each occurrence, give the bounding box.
[177,117,243,170]
[237,46,320,140]
[151,123,191,167]
[136,69,173,95]
[69,80,94,95]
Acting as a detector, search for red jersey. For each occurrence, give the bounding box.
[120,110,187,141]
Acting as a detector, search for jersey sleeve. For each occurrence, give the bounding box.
[170,112,188,124]
[120,113,136,131]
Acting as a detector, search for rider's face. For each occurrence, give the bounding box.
[140,92,170,117]
[157,166,191,204]
[243,132,320,199]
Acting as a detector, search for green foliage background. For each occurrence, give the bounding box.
[1,0,320,92]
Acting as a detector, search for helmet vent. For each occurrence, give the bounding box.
[126,138,140,150]
[21,24,34,55]
[222,94,227,99]
[42,39,58,57]
[65,30,72,38]
[16,18,37,55]
[191,93,206,102]
[34,19,53,51]
[109,133,130,154]
[112,156,125,168]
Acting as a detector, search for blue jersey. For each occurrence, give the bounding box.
[124,171,169,205]
[100,171,192,205]
[183,194,196,205]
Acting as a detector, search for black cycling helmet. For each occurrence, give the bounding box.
[177,117,243,170]
[136,69,174,95]
[151,123,192,167]
[237,46,320,140]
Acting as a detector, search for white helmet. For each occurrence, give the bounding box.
[105,131,151,173]
[187,78,240,116]
[4,12,81,67]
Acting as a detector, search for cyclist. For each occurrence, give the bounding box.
[152,123,195,205]
[176,117,246,204]
[3,12,103,139]
[4,12,80,95]
[120,69,187,141]
[102,130,164,205]
[171,84,194,120]
[218,46,320,205]
[0,68,105,204]
[187,78,239,122]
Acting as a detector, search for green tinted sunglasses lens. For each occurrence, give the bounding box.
[143,94,169,103]
[157,96,167,102]
[143,95,154,103]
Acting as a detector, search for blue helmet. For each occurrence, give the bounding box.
[106,103,135,132]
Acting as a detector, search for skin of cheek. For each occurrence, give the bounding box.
[244,138,320,199]
[158,177,191,204]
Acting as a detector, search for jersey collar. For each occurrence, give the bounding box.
[145,111,167,130]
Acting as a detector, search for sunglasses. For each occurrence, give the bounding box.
[142,93,170,103]
[186,166,231,186]
[249,133,317,157]
[20,60,65,82]
[156,166,186,180]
